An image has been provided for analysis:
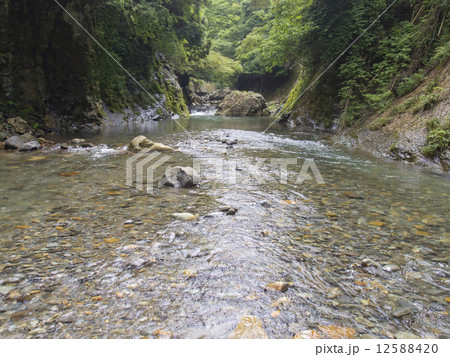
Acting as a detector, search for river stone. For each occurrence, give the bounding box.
[4,136,24,150]
[172,213,198,221]
[383,264,400,272]
[229,315,268,339]
[58,312,76,323]
[7,117,28,134]
[0,131,8,142]
[0,286,15,294]
[265,282,294,292]
[19,141,41,151]
[161,167,200,188]
[71,138,85,145]
[149,142,175,152]
[391,299,416,317]
[128,135,154,152]
[20,133,36,143]
[34,129,45,138]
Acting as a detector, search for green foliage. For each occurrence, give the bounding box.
[429,40,450,67]
[410,89,445,114]
[423,117,450,157]
[87,0,211,113]
[188,51,243,87]
[396,71,425,97]
[230,0,449,125]
[205,0,269,60]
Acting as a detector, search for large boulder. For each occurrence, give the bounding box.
[216,91,270,117]
[128,136,175,153]
[4,136,24,150]
[7,117,29,134]
[19,141,41,151]
[160,167,200,188]
[208,88,232,104]
[128,135,154,152]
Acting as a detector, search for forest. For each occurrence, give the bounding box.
[0,1,448,127]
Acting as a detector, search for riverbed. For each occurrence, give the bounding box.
[0,114,448,338]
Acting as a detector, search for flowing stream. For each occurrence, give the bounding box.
[0,114,449,338]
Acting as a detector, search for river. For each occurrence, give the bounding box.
[0,114,448,338]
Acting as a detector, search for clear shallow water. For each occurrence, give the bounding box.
[0,115,448,338]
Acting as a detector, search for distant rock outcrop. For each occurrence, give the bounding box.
[216,91,270,117]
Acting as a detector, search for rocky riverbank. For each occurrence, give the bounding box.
[333,63,450,172]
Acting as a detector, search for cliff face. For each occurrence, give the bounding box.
[0,0,102,127]
[0,0,188,131]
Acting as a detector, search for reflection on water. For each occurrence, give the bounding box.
[0,114,448,338]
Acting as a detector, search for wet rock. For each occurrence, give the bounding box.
[383,264,400,272]
[361,258,379,267]
[60,144,69,150]
[161,167,200,188]
[34,129,45,138]
[19,141,41,151]
[391,299,416,317]
[0,286,15,295]
[44,114,57,129]
[28,327,46,335]
[150,142,175,152]
[38,137,53,146]
[7,117,28,134]
[208,89,231,102]
[265,282,294,292]
[20,133,36,143]
[327,288,341,299]
[152,329,174,339]
[216,91,270,117]
[226,208,237,216]
[271,297,290,307]
[183,269,198,278]
[229,315,268,339]
[81,143,95,148]
[128,135,154,152]
[0,304,10,312]
[355,316,376,328]
[0,130,8,141]
[318,325,356,339]
[345,191,364,199]
[172,213,198,221]
[4,136,24,150]
[260,200,271,208]
[71,138,85,145]
[58,312,76,323]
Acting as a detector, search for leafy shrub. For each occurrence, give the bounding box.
[411,88,445,114]
[423,118,450,157]
[429,40,450,67]
[396,71,425,97]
